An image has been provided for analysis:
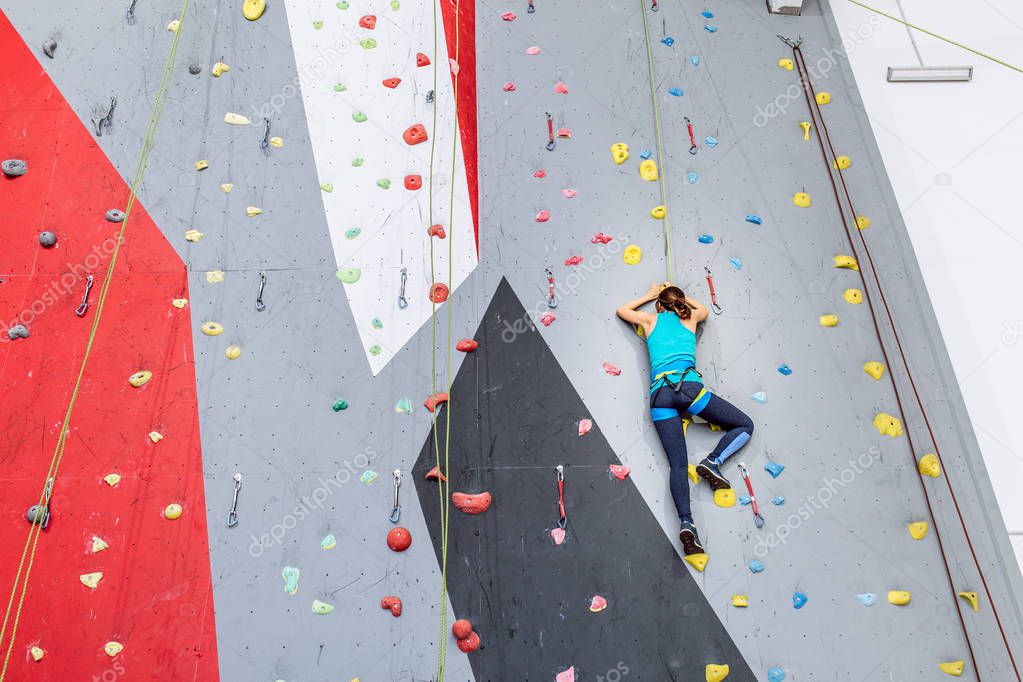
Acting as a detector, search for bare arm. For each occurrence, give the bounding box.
[616,283,663,332]
[683,296,710,323]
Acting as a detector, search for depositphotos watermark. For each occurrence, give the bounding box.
[248,446,378,557]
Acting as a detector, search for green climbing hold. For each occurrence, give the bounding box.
[311,599,335,615]
[320,183,334,193]
[376,179,391,189]
[344,228,361,239]
[360,38,377,49]
[321,534,337,550]
[336,0,348,8]
[312,20,323,29]
[352,112,367,123]
[332,399,348,412]
[395,397,413,414]
[352,157,364,167]
[333,83,347,92]
[282,566,300,595]
[336,268,362,283]
[371,318,383,329]
[390,0,400,8]
[369,345,382,356]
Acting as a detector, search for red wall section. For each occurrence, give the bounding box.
[0,11,218,681]
[440,0,478,253]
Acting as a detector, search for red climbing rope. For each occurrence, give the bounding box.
[788,38,1021,681]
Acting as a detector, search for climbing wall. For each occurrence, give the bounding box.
[2,0,1022,680]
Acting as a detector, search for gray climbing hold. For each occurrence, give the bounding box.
[26,505,47,524]
[188,64,202,75]
[38,231,57,248]
[105,209,126,222]
[8,324,29,340]
[42,39,57,59]
[2,159,27,177]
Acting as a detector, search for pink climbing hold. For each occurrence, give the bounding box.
[589,595,608,613]
[591,232,613,244]
[554,81,569,94]
[561,188,577,198]
[503,82,516,92]
[556,666,576,682]
[564,255,583,266]
[535,210,550,223]
[533,169,547,179]
[540,312,555,326]
[501,11,516,20]
[556,127,572,138]
[602,362,622,376]
[609,464,630,480]
[525,46,541,55]
[551,527,566,545]
[578,419,592,436]
[449,58,460,75]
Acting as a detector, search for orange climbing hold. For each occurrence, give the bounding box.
[428,224,446,238]
[359,14,377,29]
[453,491,493,514]
[382,77,401,88]
[425,465,448,481]
[424,392,449,412]
[416,52,430,67]
[429,282,449,303]
[380,596,402,616]
[403,123,428,145]
[404,174,422,190]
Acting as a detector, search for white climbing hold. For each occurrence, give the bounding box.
[246,206,263,217]
[184,229,203,242]
[171,298,189,308]
[206,270,225,283]
[30,646,44,661]
[167,19,181,32]
[103,473,121,487]
[224,112,251,125]
[220,183,233,193]
[91,536,109,553]
[80,572,103,589]
[104,641,123,657]
[149,431,164,443]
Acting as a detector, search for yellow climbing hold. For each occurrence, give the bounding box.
[863,361,885,380]
[799,121,811,141]
[819,314,839,327]
[246,206,263,217]
[128,370,153,388]
[639,159,658,181]
[833,255,859,270]
[793,192,811,208]
[220,183,233,193]
[206,270,225,283]
[908,522,928,540]
[706,663,730,681]
[623,244,642,265]
[225,345,242,360]
[184,229,203,243]
[201,321,224,336]
[958,591,979,612]
[833,155,851,170]
[30,646,44,662]
[843,288,863,304]
[856,215,871,229]
[195,160,209,171]
[887,590,911,605]
[224,112,251,126]
[164,503,183,520]
[243,0,266,20]
[611,142,629,164]
[714,488,736,508]
[80,572,103,589]
[918,453,941,478]
[172,298,188,309]
[103,473,121,487]
[92,536,109,553]
[148,431,164,443]
[269,136,284,148]
[104,641,123,657]
[815,92,831,105]
[684,553,708,572]
[212,62,230,77]
[688,463,698,484]
[650,205,666,219]
[167,19,181,32]
[731,595,748,607]
[939,661,965,677]
[873,413,903,437]
[778,58,794,70]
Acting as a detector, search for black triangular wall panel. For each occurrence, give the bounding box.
[413,278,755,681]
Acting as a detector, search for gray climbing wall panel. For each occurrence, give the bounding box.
[3,0,1022,679]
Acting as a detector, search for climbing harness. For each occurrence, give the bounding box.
[737,463,764,529]
[545,267,557,308]
[684,116,697,154]
[544,112,556,151]
[126,0,138,23]
[74,275,94,317]
[255,271,267,311]
[398,267,409,309]
[555,465,567,529]
[527,0,534,13]
[704,267,722,315]
[24,479,54,530]
[91,97,117,137]
[390,469,402,523]
[226,473,241,527]
[260,117,272,152]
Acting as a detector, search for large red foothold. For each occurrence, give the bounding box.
[452,619,473,639]
[429,282,449,303]
[456,339,478,353]
[457,631,480,653]
[452,491,492,515]
[424,392,449,412]
[404,174,422,190]
[359,14,377,29]
[425,466,448,482]
[387,527,412,552]
[416,52,431,67]
[403,123,428,146]
[381,596,402,617]
[428,224,446,239]
[382,77,401,88]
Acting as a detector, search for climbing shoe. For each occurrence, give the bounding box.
[679,521,705,555]
[697,456,731,491]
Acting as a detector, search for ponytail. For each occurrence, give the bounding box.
[657,286,692,321]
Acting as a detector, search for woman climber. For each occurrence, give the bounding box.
[616,283,754,556]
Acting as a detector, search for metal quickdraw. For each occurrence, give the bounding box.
[126,0,138,23]
[555,465,567,529]
[390,469,403,523]
[684,116,697,154]
[704,267,723,315]
[527,0,535,13]
[227,473,242,527]
[545,268,557,308]
[398,267,409,309]
[426,89,435,104]
[545,112,556,151]
[92,97,117,137]
[260,117,272,152]
[255,271,267,312]
[651,0,658,11]
[75,274,94,317]
[737,463,764,529]
[25,478,55,529]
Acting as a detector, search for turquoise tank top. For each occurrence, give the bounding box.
[646,312,701,392]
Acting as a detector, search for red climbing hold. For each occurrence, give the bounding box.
[564,255,583,266]
[381,596,402,617]
[457,631,481,653]
[556,127,573,138]
[416,52,430,67]
[403,123,428,146]
[359,14,377,29]
[591,232,613,244]
[602,362,622,376]
[428,224,446,239]
[429,282,449,303]
[609,464,630,480]
[535,210,550,223]
[404,174,422,190]
[533,169,547,179]
[452,619,473,639]
[425,465,448,482]
[452,491,492,515]
[456,339,478,352]
[501,11,516,20]
[382,77,401,89]
[424,392,449,412]
[386,527,412,552]
[541,312,555,326]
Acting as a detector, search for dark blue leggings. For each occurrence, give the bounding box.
[650,382,754,522]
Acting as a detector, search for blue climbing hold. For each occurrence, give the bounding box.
[687,172,699,184]
[639,149,652,159]
[668,87,683,97]
[793,592,807,609]
[751,391,767,404]
[698,234,714,244]
[729,257,743,270]
[768,668,786,682]
[749,560,765,574]
[857,593,877,606]
[704,25,718,33]
[739,495,752,506]
[705,136,718,148]
[701,10,714,18]
[771,495,785,506]
[690,55,699,66]
[662,36,675,46]
[765,461,784,478]
[777,364,792,376]
[745,214,762,225]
